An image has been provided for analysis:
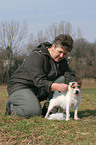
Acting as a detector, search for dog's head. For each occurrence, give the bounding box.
[68,81,82,96]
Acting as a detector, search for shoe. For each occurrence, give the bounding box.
[5,101,11,116]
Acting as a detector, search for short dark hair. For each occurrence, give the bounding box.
[53,34,73,52]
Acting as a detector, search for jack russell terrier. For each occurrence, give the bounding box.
[45,82,82,120]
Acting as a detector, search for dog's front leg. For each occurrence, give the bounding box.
[74,105,79,120]
[45,107,51,118]
[66,105,70,121]
[45,103,54,118]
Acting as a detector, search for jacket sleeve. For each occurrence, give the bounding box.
[24,51,52,93]
[62,59,77,84]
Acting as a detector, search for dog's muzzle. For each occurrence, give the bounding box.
[75,90,80,96]
[76,90,79,94]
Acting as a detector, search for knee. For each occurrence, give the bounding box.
[54,76,65,83]
[12,104,42,118]
[28,106,42,117]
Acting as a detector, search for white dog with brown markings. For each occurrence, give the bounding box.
[45,81,82,120]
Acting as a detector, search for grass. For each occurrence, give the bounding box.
[0,82,96,145]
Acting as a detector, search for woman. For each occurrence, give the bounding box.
[5,34,77,118]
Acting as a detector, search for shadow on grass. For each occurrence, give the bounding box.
[70,109,96,119]
[79,109,96,118]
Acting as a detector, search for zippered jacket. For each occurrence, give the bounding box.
[7,42,76,100]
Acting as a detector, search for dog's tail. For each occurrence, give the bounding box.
[46,113,66,120]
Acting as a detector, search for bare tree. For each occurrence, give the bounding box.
[28,21,73,52]
[35,30,47,45]
[85,43,96,78]
[0,20,28,79]
[76,28,83,40]
[45,21,73,42]
[27,31,47,53]
[65,22,72,34]
[0,20,28,53]
[46,23,58,40]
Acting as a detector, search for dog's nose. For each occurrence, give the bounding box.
[76,90,79,94]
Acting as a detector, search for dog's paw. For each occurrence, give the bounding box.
[74,117,80,120]
[66,118,70,121]
[45,115,48,118]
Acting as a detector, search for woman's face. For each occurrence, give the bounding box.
[49,44,68,62]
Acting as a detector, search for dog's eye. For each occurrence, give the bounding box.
[72,86,75,89]
[78,86,80,89]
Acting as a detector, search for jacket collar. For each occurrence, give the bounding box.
[37,42,52,57]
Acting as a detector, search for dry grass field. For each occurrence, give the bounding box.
[0,79,96,145]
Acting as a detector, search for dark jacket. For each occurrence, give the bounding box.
[7,42,76,100]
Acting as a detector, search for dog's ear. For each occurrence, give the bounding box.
[69,82,75,85]
[69,82,75,88]
[69,82,73,86]
[77,81,82,87]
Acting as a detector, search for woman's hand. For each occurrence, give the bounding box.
[58,83,68,92]
[51,83,68,92]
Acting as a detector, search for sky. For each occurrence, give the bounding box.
[0,0,96,43]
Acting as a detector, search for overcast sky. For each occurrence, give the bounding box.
[0,0,96,43]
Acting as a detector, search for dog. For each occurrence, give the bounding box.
[45,81,82,120]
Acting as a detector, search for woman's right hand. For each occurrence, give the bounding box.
[51,83,68,92]
[58,83,68,92]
